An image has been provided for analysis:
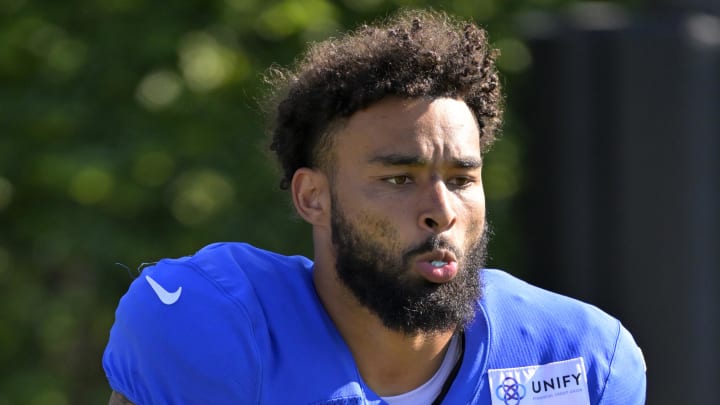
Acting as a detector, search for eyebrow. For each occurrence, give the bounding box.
[367,154,482,169]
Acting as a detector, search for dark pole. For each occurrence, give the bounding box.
[655,0,720,15]
[518,2,720,404]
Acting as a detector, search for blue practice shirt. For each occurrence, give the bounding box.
[103,242,646,404]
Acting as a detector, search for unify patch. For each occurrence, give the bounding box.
[488,357,590,405]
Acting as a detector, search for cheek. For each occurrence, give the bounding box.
[469,217,486,240]
[355,211,402,246]
[457,190,486,220]
[457,195,486,237]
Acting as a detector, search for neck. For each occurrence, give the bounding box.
[312,251,456,396]
[346,321,456,396]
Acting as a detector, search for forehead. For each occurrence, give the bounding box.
[332,97,481,161]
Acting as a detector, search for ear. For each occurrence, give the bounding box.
[291,168,331,226]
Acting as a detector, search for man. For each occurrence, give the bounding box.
[104,9,646,404]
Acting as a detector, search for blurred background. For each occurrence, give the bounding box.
[1,0,718,403]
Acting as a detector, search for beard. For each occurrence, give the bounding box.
[330,195,489,335]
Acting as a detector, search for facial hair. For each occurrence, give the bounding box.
[330,195,489,335]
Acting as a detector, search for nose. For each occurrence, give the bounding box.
[419,180,457,233]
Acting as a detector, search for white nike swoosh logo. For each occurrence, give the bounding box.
[145,275,182,305]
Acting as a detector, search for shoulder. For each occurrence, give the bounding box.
[102,242,314,404]
[132,242,314,323]
[479,269,646,404]
[481,269,624,341]
[109,242,313,350]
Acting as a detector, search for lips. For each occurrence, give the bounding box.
[414,250,459,283]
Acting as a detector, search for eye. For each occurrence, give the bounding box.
[384,175,414,185]
[447,176,474,188]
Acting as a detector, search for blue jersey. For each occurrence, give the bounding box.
[103,243,646,404]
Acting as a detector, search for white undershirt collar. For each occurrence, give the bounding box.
[380,333,462,405]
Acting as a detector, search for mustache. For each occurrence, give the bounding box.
[402,236,461,261]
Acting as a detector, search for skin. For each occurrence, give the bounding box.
[293,97,486,396]
[108,391,133,405]
[108,96,486,402]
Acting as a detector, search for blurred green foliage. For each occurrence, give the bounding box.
[0,0,642,403]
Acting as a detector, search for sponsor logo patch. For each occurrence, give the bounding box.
[488,357,590,404]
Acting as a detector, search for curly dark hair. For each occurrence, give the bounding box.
[266,9,503,190]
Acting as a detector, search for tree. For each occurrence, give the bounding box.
[0,0,607,402]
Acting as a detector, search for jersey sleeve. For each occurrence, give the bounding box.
[597,323,647,404]
[102,258,263,404]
